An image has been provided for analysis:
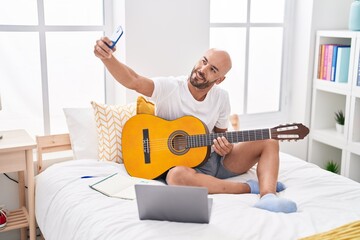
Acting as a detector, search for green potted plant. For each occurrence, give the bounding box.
[325,160,340,174]
[334,110,345,134]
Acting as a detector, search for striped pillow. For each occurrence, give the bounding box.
[91,101,136,163]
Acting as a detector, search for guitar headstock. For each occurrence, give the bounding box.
[270,123,309,141]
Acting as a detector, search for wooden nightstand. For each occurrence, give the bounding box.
[0,129,36,240]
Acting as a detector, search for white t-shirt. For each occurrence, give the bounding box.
[150,76,231,132]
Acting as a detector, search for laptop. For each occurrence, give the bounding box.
[135,184,213,224]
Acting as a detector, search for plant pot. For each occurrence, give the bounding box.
[336,123,344,134]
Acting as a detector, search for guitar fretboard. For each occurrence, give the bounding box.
[187,129,271,148]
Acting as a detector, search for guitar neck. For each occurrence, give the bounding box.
[187,129,271,148]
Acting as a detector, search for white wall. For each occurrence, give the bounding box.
[122,0,210,103]
[280,0,353,159]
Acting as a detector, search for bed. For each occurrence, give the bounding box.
[34,103,360,240]
[35,151,360,240]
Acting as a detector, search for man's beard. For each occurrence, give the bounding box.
[189,68,215,89]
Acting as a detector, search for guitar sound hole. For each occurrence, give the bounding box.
[168,130,190,156]
[172,135,187,151]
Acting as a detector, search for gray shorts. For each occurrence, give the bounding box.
[195,152,239,179]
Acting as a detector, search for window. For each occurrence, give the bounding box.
[210,0,291,126]
[0,0,109,136]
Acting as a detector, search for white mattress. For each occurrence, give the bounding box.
[35,152,360,240]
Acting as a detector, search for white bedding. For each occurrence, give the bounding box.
[35,152,360,240]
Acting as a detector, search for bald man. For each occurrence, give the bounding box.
[94,38,297,213]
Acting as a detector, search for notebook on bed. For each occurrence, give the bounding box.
[135,184,213,224]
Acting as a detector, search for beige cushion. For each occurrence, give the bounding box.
[91,101,136,163]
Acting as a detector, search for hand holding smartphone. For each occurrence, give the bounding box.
[106,25,123,49]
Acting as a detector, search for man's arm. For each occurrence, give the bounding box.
[94,37,154,97]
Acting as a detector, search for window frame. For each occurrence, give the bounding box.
[209,0,294,128]
[0,0,113,135]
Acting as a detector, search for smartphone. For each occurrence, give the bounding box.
[107,25,123,49]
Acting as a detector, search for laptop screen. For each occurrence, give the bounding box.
[135,184,212,223]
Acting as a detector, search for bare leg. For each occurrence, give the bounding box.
[223,139,296,213]
[167,139,279,196]
[166,166,250,194]
[223,139,279,197]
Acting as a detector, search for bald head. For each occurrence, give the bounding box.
[204,48,232,77]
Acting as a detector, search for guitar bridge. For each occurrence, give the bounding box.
[143,129,150,164]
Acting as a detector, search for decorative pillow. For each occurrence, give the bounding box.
[136,96,155,115]
[91,101,136,163]
[63,108,98,159]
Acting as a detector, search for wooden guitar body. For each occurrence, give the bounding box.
[122,114,210,179]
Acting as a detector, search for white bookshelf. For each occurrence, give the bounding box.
[308,30,360,182]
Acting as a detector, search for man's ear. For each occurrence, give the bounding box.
[216,76,226,85]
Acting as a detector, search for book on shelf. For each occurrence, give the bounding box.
[334,46,351,83]
[322,44,330,80]
[318,44,325,79]
[325,44,334,81]
[317,44,351,83]
[318,44,335,80]
[331,45,339,81]
[90,173,161,200]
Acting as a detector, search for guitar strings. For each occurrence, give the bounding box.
[142,131,270,152]
[143,132,270,145]
[141,129,269,145]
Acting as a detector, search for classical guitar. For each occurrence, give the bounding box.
[122,114,309,179]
